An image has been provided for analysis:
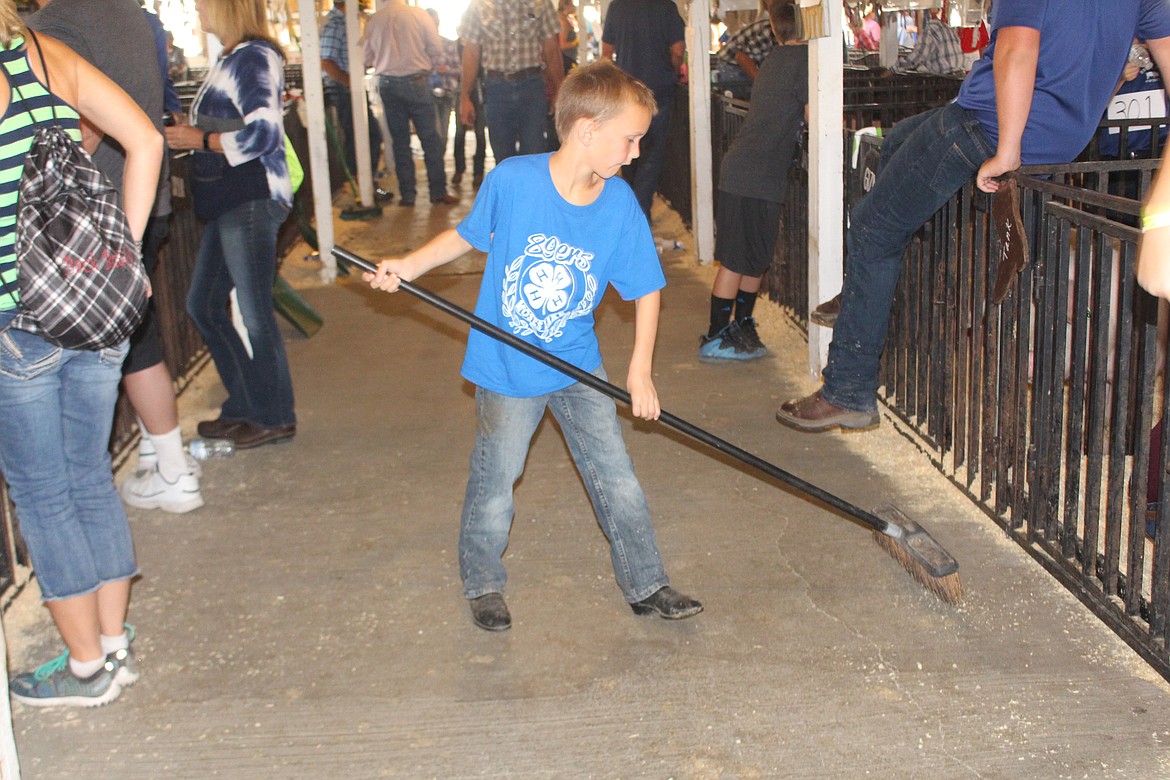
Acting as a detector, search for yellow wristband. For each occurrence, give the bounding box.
[1142,210,1170,233]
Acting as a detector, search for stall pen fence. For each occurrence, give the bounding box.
[764,109,1170,679]
[876,157,1170,680]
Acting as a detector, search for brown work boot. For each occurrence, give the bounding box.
[775,390,879,432]
[469,593,511,631]
[196,417,244,439]
[809,293,841,328]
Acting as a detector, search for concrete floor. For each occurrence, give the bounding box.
[5,176,1170,778]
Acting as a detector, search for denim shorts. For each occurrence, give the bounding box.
[0,310,138,600]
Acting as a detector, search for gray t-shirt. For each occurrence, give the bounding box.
[28,0,168,214]
[718,43,808,203]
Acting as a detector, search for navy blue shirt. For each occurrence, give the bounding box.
[601,0,684,94]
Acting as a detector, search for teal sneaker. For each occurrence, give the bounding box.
[735,317,768,355]
[10,652,121,708]
[108,624,139,688]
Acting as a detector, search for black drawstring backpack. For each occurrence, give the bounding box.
[6,30,147,350]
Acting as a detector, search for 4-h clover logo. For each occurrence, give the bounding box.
[522,262,572,314]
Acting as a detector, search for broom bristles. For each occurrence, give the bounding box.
[873,529,964,604]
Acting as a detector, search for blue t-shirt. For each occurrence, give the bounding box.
[456,154,665,398]
[956,0,1170,165]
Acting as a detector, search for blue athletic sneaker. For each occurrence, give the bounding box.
[10,652,121,708]
[698,321,765,362]
[735,317,767,355]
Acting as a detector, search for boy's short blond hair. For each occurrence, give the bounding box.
[554,60,658,142]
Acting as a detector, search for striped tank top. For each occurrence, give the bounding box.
[0,37,81,311]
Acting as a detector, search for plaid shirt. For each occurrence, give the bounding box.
[717,18,776,68]
[320,8,348,87]
[893,17,964,76]
[458,0,560,74]
[433,36,461,93]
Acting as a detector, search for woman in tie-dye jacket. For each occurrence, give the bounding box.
[164,0,296,449]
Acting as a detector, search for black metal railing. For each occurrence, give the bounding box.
[872,160,1170,676]
[754,97,1170,679]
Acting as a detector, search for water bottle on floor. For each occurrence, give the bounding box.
[188,438,235,460]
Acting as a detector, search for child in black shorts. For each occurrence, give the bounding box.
[700,0,808,362]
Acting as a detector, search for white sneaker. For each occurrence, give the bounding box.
[121,467,204,514]
[135,438,201,478]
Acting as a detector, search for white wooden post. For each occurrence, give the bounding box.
[688,0,714,264]
[298,0,336,281]
[807,2,844,375]
[345,2,375,205]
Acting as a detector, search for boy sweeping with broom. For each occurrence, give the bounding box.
[364,61,702,632]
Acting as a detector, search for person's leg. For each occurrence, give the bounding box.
[630,88,675,218]
[472,86,487,182]
[404,78,450,201]
[435,92,453,158]
[122,215,195,490]
[379,78,418,204]
[452,88,466,180]
[702,193,768,357]
[821,103,994,412]
[0,322,136,702]
[459,387,546,598]
[124,365,177,435]
[516,76,549,156]
[95,578,131,639]
[548,371,669,603]
[482,79,522,163]
[44,594,102,663]
[708,266,742,336]
[124,216,178,439]
[712,266,746,299]
[186,215,252,423]
[366,104,385,175]
[212,199,296,430]
[325,85,358,175]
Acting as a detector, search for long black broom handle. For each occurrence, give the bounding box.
[335,245,896,538]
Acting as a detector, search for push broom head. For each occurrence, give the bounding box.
[870,505,963,604]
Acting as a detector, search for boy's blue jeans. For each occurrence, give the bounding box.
[0,315,137,600]
[823,101,995,413]
[460,369,670,603]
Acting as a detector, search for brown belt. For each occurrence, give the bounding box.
[484,66,542,82]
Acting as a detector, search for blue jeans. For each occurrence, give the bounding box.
[460,371,669,603]
[0,314,136,600]
[624,84,675,218]
[187,198,296,429]
[324,83,383,177]
[823,102,995,412]
[454,87,486,178]
[378,74,448,203]
[482,75,548,162]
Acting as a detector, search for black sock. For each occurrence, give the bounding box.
[734,290,758,322]
[708,295,734,338]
